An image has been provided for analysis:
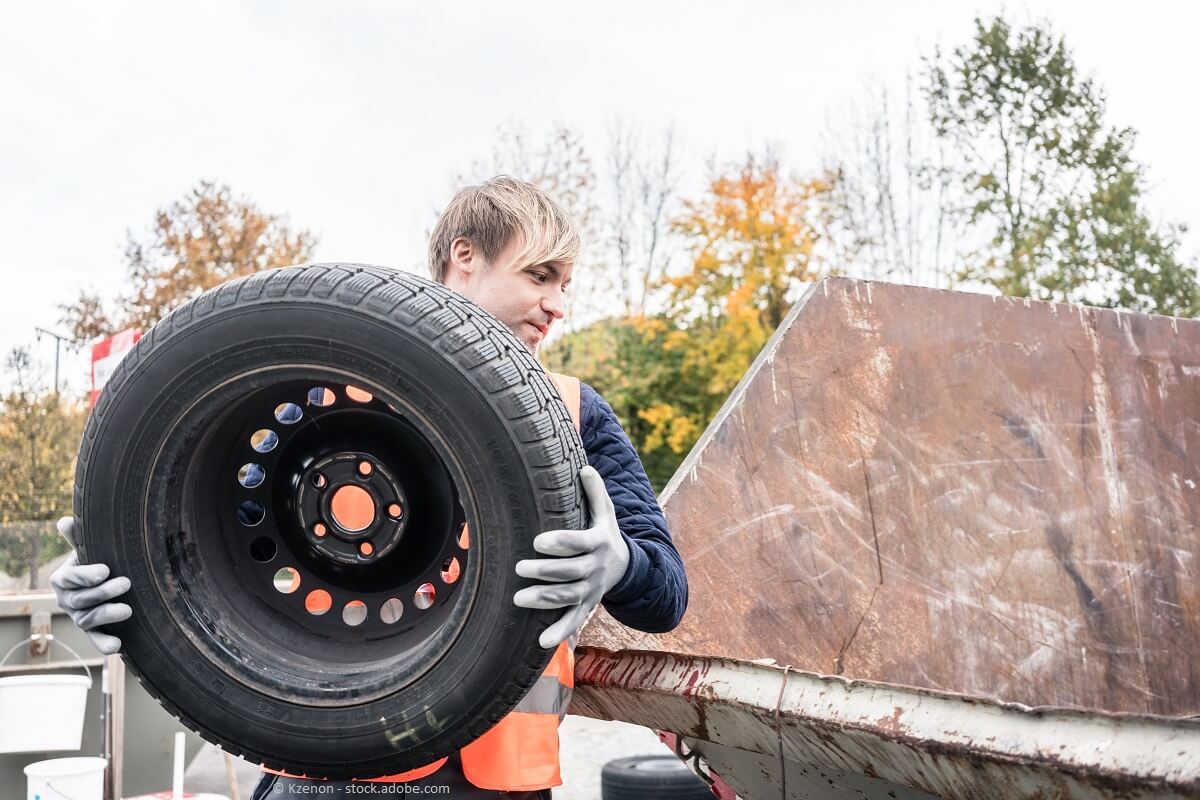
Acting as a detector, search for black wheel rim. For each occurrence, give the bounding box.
[147,366,480,705]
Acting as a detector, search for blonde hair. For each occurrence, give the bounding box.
[428,176,580,282]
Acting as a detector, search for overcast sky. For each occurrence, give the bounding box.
[2,0,1197,393]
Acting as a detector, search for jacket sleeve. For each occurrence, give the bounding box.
[580,383,688,632]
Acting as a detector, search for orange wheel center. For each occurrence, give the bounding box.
[330,484,375,532]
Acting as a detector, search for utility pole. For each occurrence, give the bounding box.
[34,327,74,396]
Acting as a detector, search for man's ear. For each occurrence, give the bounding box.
[442,237,476,291]
[449,237,475,274]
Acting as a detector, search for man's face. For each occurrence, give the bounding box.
[442,236,572,354]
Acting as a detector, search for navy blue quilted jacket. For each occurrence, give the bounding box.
[580,383,688,632]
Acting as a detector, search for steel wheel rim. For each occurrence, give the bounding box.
[145,366,480,705]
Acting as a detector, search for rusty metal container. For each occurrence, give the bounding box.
[576,278,1200,799]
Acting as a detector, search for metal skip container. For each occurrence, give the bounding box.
[576,278,1200,799]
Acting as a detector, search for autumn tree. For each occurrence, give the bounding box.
[548,156,832,488]
[668,155,831,331]
[0,349,86,589]
[925,15,1198,315]
[61,181,317,341]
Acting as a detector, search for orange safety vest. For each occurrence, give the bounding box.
[263,371,581,791]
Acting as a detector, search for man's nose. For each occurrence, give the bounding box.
[543,289,565,320]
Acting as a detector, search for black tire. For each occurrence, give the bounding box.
[73,264,586,779]
[601,755,714,799]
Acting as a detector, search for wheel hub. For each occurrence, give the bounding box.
[298,451,408,565]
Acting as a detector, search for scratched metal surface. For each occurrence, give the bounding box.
[580,278,1200,717]
[571,649,1200,799]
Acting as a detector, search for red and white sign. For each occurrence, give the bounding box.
[90,328,142,407]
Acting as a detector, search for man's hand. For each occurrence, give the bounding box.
[49,517,132,655]
[513,466,630,649]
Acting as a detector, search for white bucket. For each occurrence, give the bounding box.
[0,636,94,754]
[24,756,106,800]
[0,673,92,752]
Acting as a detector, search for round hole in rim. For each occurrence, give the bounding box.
[387,502,403,518]
[274,402,303,424]
[380,598,404,624]
[307,387,336,407]
[413,583,436,610]
[238,463,266,489]
[312,473,327,489]
[330,484,375,532]
[345,386,373,403]
[273,567,300,594]
[457,522,469,550]
[250,537,277,563]
[305,589,332,615]
[440,557,460,584]
[357,460,373,477]
[237,499,265,526]
[250,429,278,453]
[313,522,327,538]
[342,600,368,626]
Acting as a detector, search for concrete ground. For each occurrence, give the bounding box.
[182,715,672,800]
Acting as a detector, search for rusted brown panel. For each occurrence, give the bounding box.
[581,279,1200,716]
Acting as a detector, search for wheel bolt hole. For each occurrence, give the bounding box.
[250,537,276,563]
[413,582,436,610]
[312,474,327,489]
[342,600,367,626]
[238,463,265,489]
[359,542,374,557]
[357,461,373,477]
[313,522,327,538]
[273,567,300,594]
[380,598,404,624]
[346,385,373,403]
[238,500,265,526]
[250,429,278,453]
[307,387,336,407]
[305,589,332,615]
[387,503,402,518]
[274,402,303,425]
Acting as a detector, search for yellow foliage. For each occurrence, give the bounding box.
[662,156,832,425]
[637,402,701,455]
[668,157,831,331]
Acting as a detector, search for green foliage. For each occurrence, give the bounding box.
[925,15,1198,316]
[543,315,690,491]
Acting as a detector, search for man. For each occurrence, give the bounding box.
[52,176,688,798]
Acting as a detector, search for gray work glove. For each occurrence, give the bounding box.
[49,517,132,655]
[513,466,631,649]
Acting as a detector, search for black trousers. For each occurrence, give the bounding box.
[250,753,552,799]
